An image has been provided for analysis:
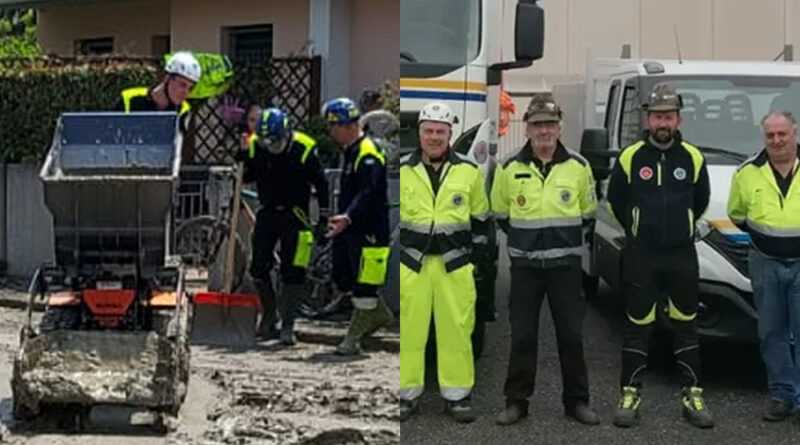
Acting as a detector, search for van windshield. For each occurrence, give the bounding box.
[643,76,800,158]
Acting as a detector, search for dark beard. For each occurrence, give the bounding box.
[652,128,675,144]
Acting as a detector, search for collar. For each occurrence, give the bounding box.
[404,147,462,167]
[642,130,684,152]
[750,145,800,168]
[516,140,570,165]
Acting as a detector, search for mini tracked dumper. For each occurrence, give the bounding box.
[12,112,190,428]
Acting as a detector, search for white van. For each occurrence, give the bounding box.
[580,59,800,342]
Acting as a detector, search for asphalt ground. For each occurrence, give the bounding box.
[400,237,800,445]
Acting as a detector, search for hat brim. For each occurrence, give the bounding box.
[525,113,560,123]
[646,104,681,111]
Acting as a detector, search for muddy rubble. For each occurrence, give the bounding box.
[186,366,399,445]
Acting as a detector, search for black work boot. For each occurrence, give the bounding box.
[444,397,475,423]
[681,386,714,429]
[255,278,279,339]
[400,398,421,422]
[764,398,794,422]
[279,284,304,346]
[566,402,600,425]
[495,400,528,426]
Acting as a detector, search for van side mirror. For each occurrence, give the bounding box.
[580,127,616,181]
[515,1,544,61]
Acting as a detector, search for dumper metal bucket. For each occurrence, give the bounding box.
[39,112,182,277]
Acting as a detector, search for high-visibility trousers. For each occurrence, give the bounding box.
[399,256,476,402]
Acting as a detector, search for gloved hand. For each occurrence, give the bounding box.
[218,96,245,124]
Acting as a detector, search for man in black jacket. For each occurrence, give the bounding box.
[238,107,328,345]
[322,97,394,355]
[607,84,713,429]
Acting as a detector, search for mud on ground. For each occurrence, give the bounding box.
[0,286,399,445]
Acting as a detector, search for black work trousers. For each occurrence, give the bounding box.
[503,260,590,409]
[620,244,702,389]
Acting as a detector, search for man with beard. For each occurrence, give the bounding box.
[607,84,713,429]
[492,92,599,426]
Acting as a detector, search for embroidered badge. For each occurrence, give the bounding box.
[639,166,654,181]
[452,194,464,206]
[673,167,687,180]
[560,189,571,203]
[517,195,527,206]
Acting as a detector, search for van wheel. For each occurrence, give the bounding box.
[582,272,600,301]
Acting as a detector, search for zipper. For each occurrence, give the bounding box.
[422,163,452,255]
[659,153,666,245]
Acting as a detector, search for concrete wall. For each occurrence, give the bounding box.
[6,164,54,278]
[37,0,169,55]
[349,0,400,94]
[170,0,309,56]
[507,0,796,91]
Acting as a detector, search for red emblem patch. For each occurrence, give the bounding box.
[517,195,526,206]
[639,166,654,181]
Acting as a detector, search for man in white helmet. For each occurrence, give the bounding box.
[118,51,202,116]
[399,102,490,423]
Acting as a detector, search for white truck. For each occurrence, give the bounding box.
[580,58,800,342]
[399,0,545,354]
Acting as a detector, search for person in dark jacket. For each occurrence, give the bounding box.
[607,83,713,429]
[322,97,394,355]
[236,107,328,345]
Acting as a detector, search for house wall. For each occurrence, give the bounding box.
[37,0,169,55]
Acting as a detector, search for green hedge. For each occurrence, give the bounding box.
[0,61,159,162]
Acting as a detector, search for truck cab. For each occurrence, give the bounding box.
[581,59,800,342]
[399,0,544,355]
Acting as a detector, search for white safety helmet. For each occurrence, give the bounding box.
[165,51,202,83]
[418,102,454,126]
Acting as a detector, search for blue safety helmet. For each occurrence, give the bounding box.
[321,97,360,125]
[256,107,290,143]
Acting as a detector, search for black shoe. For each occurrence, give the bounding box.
[495,401,528,426]
[400,398,420,422]
[445,398,476,423]
[764,398,794,422]
[566,402,600,425]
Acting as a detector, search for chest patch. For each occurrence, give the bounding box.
[452,193,464,206]
[517,195,527,206]
[560,189,572,203]
[639,166,654,181]
[673,167,687,181]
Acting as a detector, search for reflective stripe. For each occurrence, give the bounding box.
[121,87,149,113]
[472,211,490,221]
[443,247,470,263]
[746,219,800,237]
[399,220,430,233]
[582,210,596,219]
[440,387,472,402]
[472,235,488,244]
[668,298,696,321]
[352,297,378,310]
[494,211,509,220]
[435,222,471,235]
[400,386,424,401]
[399,221,470,235]
[509,216,582,229]
[401,247,424,262]
[507,246,583,259]
[628,303,657,325]
[355,138,386,171]
[294,131,317,164]
[121,86,190,115]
